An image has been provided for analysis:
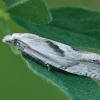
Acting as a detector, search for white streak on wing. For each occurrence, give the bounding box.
[66,62,100,79]
[19,34,81,68]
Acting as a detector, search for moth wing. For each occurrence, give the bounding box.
[60,61,100,80]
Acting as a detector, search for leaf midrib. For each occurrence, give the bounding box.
[4,0,28,11]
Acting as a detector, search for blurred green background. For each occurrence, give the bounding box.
[0,0,100,100]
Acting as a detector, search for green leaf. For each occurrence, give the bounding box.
[3,0,52,24]
[11,7,100,51]
[11,7,100,100]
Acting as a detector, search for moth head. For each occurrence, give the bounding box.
[2,34,26,51]
[2,34,19,46]
[2,33,43,51]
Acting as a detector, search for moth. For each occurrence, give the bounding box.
[2,33,100,80]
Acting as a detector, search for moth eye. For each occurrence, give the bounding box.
[13,39,17,45]
[14,41,16,44]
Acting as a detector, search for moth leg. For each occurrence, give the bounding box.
[44,61,50,71]
[47,64,50,71]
